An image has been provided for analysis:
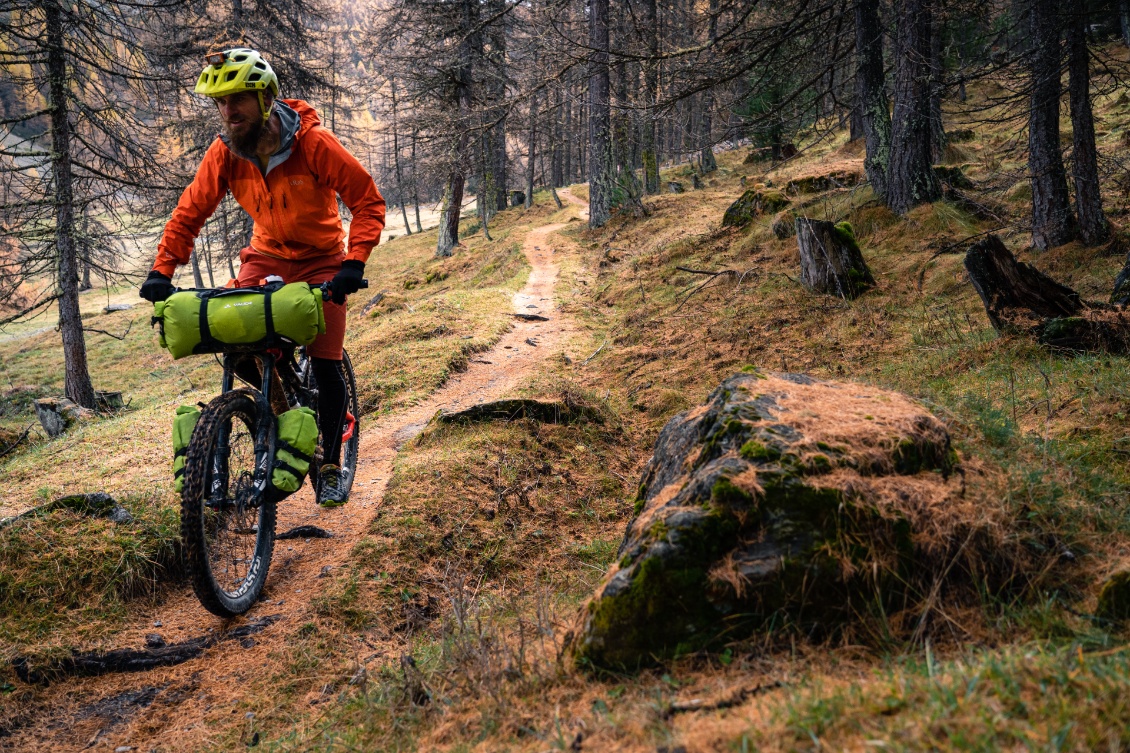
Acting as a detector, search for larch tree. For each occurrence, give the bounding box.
[0,1,181,408]
[1027,0,1075,249]
[854,0,892,200]
[587,0,614,228]
[1066,3,1108,246]
[887,0,941,214]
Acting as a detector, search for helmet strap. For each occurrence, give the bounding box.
[257,90,274,125]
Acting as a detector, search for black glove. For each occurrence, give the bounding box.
[329,260,365,304]
[139,270,175,302]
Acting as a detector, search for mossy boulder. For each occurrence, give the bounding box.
[770,210,797,239]
[1097,571,1130,621]
[570,371,991,671]
[722,189,791,229]
[784,170,861,195]
[934,165,975,189]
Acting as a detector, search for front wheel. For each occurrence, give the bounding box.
[181,388,276,617]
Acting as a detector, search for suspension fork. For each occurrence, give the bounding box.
[216,353,278,505]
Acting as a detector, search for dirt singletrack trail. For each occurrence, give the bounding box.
[3,193,589,752]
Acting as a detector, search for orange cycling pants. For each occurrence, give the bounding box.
[235,247,347,360]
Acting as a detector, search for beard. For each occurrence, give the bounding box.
[225,115,266,159]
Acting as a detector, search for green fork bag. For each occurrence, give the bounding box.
[152,282,326,359]
[172,404,201,493]
[272,406,318,494]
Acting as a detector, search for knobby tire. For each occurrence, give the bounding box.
[181,389,276,617]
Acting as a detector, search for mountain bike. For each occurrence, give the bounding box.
[177,280,363,617]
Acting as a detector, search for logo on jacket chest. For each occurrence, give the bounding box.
[289,178,305,187]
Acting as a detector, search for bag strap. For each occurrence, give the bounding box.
[264,289,275,341]
[197,296,218,352]
[273,458,308,480]
[275,438,313,465]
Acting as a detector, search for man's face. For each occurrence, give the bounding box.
[214,91,268,156]
[215,91,262,139]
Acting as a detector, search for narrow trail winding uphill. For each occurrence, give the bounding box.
[3,192,590,752]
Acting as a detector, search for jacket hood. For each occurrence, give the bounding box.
[282,99,322,138]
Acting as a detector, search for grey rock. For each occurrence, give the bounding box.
[108,506,134,524]
[570,370,970,670]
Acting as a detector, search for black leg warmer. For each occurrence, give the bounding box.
[311,357,348,467]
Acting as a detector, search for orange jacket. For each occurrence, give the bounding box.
[153,99,385,278]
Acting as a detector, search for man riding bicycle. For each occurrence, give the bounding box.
[139,48,385,507]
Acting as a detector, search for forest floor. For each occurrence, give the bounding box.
[0,188,592,750]
[8,70,1130,751]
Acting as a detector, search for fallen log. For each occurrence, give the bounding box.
[964,235,1130,353]
[433,398,602,425]
[12,615,281,684]
[795,218,875,299]
[276,525,333,540]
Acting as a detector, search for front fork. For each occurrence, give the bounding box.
[210,353,277,508]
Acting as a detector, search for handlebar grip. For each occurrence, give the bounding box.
[360,279,369,289]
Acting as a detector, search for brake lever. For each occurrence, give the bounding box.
[320,279,369,301]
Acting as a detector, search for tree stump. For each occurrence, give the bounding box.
[510,191,525,207]
[795,218,875,299]
[964,234,1130,352]
[33,398,94,438]
[668,181,684,194]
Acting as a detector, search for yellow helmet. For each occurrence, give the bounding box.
[195,48,279,122]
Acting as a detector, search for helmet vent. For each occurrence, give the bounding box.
[225,71,237,81]
[234,53,248,61]
[248,72,261,81]
[254,61,266,69]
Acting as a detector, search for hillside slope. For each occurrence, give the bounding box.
[5,102,1130,749]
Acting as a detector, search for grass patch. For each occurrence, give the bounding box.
[0,493,181,656]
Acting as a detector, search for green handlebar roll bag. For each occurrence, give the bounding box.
[172,404,201,493]
[153,282,325,359]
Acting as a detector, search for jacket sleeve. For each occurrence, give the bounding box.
[152,139,229,278]
[306,127,386,264]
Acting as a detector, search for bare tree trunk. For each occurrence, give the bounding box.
[390,78,412,235]
[1028,0,1075,249]
[411,130,423,232]
[1067,7,1109,245]
[203,223,216,287]
[1121,0,1130,48]
[854,0,891,199]
[436,170,465,258]
[588,0,613,227]
[929,12,947,162]
[563,90,573,183]
[437,0,475,257]
[525,91,537,209]
[190,244,205,288]
[698,0,718,173]
[46,1,96,410]
[887,0,941,214]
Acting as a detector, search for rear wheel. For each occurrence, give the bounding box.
[337,349,361,498]
[181,388,276,617]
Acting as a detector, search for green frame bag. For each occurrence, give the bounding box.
[152,282,325,359]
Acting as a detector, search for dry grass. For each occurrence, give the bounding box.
[8,60,1130,751]
[261,64,1130,750]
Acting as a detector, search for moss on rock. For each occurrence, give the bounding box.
[1097,571,1130,621]
[569,371,998,671]
[722,189,792,229]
